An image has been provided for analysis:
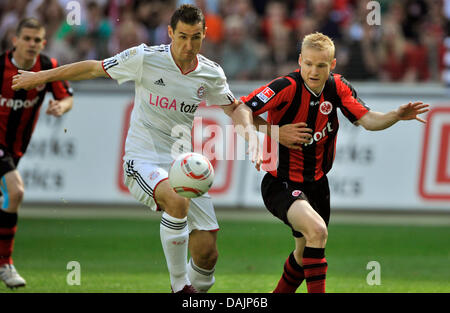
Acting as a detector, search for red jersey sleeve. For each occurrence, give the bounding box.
[335,75,369,123]
[48,58,73,100]
[241,76,295,116]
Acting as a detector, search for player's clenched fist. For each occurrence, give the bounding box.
[279,122,313,150]
[12,70,41,90]
[46,99,64,117]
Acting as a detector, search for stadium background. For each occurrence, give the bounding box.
[0,0,449,293]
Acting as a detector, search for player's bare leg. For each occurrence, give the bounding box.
[293,237,306,265]
[188,230,218,292]
[154,180,196,293]
[1,170,24,214]
[0,170,26,288]
[285,200,328,293]
[287,200,328,248]
[156,180,190,219]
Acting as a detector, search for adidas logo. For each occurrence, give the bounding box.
[154,78,165,86]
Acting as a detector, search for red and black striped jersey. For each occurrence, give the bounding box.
[0,51,73,159]
[241,69,370,183]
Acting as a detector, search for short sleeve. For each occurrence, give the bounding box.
[102,44,145,84]
[204,66,235,106]
[240,76,294,116]
[335,75,370,123]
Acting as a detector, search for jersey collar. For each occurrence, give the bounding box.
[9,51,37,70]
[168,44,199,75]
[303,81,325,98]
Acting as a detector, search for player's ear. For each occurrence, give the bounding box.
[203,26,207,39]
[330,58,336,70]
[12,35,18,48]
[298,54,302,67]
[168,25,174,40]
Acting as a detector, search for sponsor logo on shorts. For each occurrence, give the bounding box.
[149,170,160,181]
[256,87,275,103]
[292,190,302,197]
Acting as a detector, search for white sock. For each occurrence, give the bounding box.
[187,258,215,293]
[160,212,190,292]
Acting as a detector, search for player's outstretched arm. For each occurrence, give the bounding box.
[357,101,429,131]
[222,100,263,170]
[12,60,108,91]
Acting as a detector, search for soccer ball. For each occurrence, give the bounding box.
[169,153,214,198]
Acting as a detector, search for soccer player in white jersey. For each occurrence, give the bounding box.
[12,5,262,293]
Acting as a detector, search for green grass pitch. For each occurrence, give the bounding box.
[1,214,449,293]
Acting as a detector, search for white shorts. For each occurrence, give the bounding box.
[123,159,219,232]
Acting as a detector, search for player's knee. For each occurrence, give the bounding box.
[155,181,190,218]
[3,185,24,213]
[207,248,219,266]
[160,196,190,218]
[195,245,218,270]
[9,184,24,204]
[305,222,328,246]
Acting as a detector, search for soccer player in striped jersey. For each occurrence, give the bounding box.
[12,5,261,293]
[241,32,429,293]
[0,18,73,288]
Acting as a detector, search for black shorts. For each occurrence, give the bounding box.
[261,173,331,238]
[0,145,19,178]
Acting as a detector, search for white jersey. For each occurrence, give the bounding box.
[102,44,235,164]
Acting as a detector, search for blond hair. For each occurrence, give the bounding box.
[301,32,335,61]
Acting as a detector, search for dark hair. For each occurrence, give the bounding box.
[16,18,44,36]
[170,4,205,31]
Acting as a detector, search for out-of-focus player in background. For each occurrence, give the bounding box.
[242,32,429,293]
[0,18,73,288]
[12,5,261,293]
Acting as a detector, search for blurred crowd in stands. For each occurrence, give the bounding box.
[1,0,449,83]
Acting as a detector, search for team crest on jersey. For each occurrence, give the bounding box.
[319,101,333,115]
[292,190,302,197]
[197,85,205,98]
[256,87,275,103]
